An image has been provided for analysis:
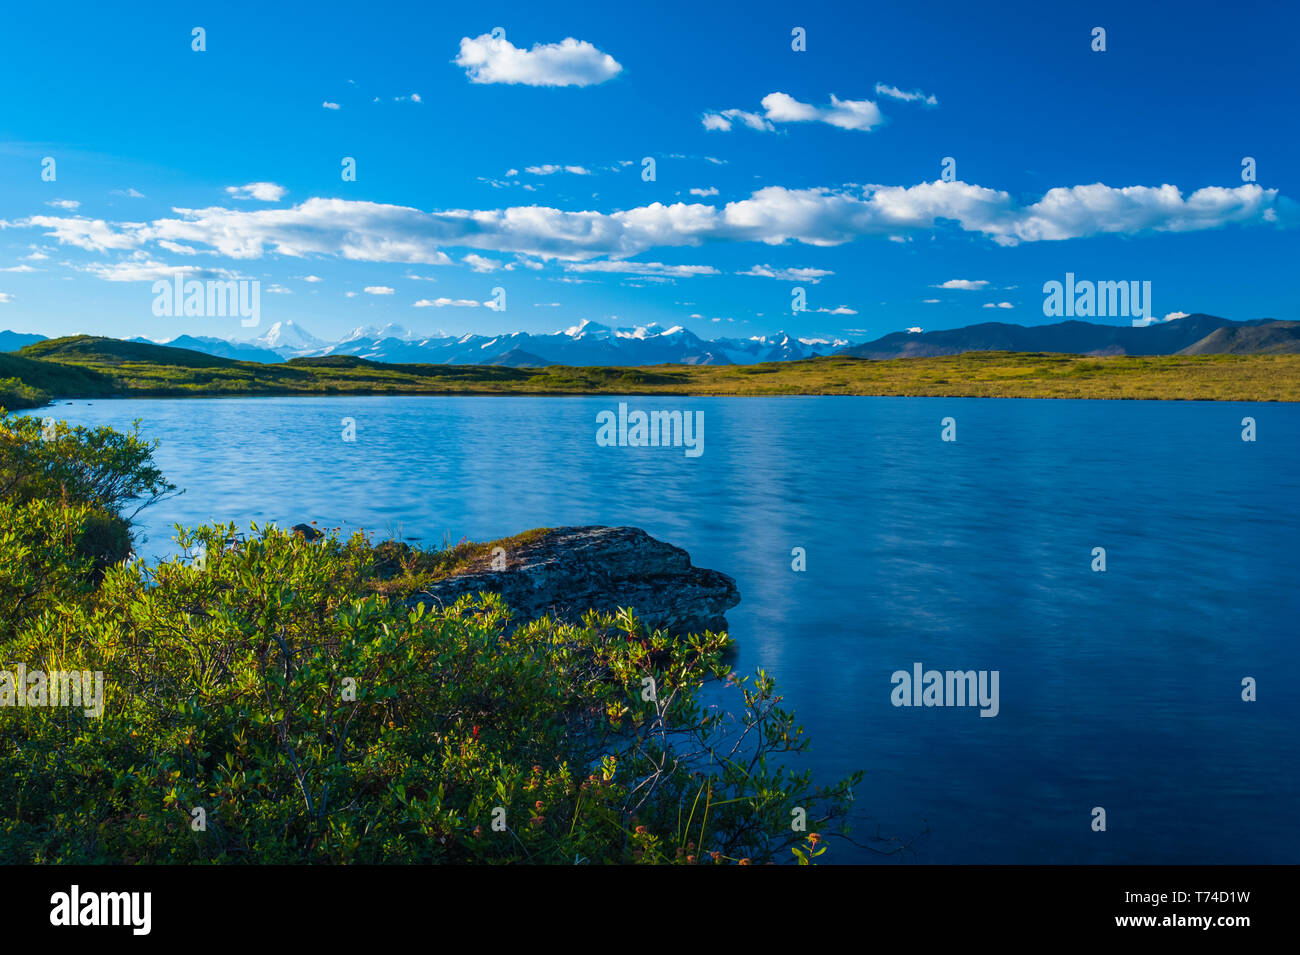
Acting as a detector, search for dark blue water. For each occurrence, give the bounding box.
[43,395,1300,863]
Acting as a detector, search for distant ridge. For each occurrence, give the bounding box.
[0,330,47,352]
[1177,321,1300,355]
[837,314,1283,359]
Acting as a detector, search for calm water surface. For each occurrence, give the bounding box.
[46,395,1300,863]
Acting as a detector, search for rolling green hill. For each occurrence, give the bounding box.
[0,350,121,409]
[19,334,243,368]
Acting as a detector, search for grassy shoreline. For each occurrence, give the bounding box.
[3,335,1299,407]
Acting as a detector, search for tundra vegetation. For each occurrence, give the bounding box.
[1,336,1298,409]
[0,411,867,864]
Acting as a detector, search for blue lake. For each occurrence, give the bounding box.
[44,395,1300,863]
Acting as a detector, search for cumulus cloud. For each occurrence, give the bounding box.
[322,101,341,110]
[414,297,483,307]
[739,264,834,282]
[9,182,1288,276]
[564,260,719,278]
[78,254,242,283]
[704,92,884,133]
[875,83,938,106]
[0,292,12,303]
[226,182,288,202]
[13,216,143,252]
[46,199,81,210]
[933,279,990,290]
[364,285,395,295]
[525,164,592,176]
[454,33,622,86]
[464,253,502,272]
[982,301,1014,308]
[701,109,773,132]
[689,187,719,197]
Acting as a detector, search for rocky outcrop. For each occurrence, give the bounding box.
[409,526,740,634]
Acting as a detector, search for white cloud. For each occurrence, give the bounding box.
[874,83,938,106]
[739,264,834,282]
[111,188,146,198]
[982,301,1014,308]
[0,265,37,272]
[933,279,990,290]
[814,305,858,315]
[47,199,81,210]
[394,93,422,103]
[13,216,142,252]
[0,292,12,303]
[524,164,592,176]
[10,182,1287,270]
[78,255,242,283]
[464,254,502,272]
[301,275,323,282]
[704,92,884,133]
[454,33,622,87]
[322,101,341,110]
[564,260,719,277]
[701,109,774,132]
[364,285,395,295]
[226,182,288,202]
[689,187,719,197]
[1163,311,1190,321]
[414,297,483,307]
[157,240,201,255]
[922,299,940,304]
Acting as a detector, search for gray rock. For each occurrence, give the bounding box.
[408,525,740,634]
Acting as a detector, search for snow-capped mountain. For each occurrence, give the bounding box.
[251,320,328,352]
[217,318,851,366]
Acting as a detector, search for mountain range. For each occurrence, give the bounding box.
[154,319,850,366]
[3,314,1298,366]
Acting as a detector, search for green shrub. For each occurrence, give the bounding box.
[0,416,864,864]
[0,413,177,521]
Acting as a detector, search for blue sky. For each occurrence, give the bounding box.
[0,0,1296,345]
